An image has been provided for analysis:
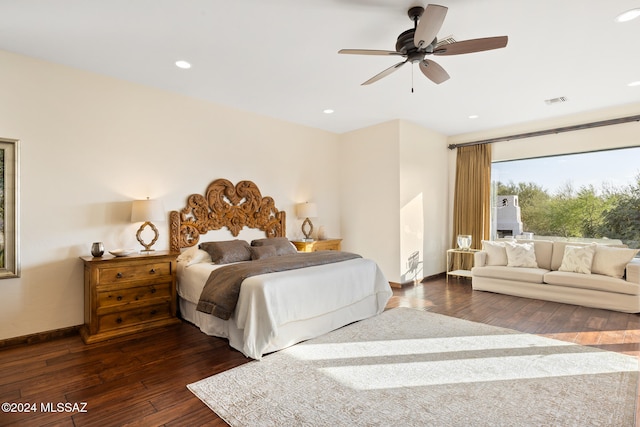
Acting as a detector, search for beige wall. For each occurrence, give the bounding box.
[339,121,401,281]
[339,120,449,283]
[0,50,344,340]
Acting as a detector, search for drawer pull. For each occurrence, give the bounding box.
[116,296,123,301]
[116,272,123,279]
[150,310,157,315]
[149,268,156,274]
[116,317,123,324]
[150,287,156,294]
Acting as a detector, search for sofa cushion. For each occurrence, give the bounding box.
[591,245,639,279]
[544,271,640,296]
[472,265,548,284]
[558,244,596,274]
[505,242,538,268]
[551,241,594,271]
[481,240,508,266]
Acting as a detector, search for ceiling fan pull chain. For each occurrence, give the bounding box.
[411,65,414,93]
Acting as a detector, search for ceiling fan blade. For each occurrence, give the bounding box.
[339,49,402,56]
[434,36,508,55]
[362,61,407,85]
[419,59,450,84]
[414,4,448,49]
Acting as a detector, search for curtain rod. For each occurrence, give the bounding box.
[447,114,640,150]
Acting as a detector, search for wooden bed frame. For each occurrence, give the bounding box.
[169,178,286,252]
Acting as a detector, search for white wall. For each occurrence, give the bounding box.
[0,49,342,340]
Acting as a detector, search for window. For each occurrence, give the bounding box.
[491,146,640,249]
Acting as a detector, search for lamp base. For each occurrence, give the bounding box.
[136,221,159,252]
[301,217,314,240]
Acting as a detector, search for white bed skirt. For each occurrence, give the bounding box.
[180,293,384,359]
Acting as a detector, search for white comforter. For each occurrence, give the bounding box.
[178,257,392,359]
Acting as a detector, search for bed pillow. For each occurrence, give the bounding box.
[558,244,596,274]
[199,239,252,264]
[251,237,297,255]
[591,245,639,279]
[505,242,538,268]
[250,245,278,260]
[482,240,508,266]
[177,246,213,266]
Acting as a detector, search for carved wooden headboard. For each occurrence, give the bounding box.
[169,178,286,252]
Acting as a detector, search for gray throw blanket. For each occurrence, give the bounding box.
[196,251,362,320]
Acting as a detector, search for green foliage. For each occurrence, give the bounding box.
[496,174,640,248]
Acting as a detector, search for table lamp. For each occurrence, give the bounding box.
[296,202,317,241]
[131,198,165,252]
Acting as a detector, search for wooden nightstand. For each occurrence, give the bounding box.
[291,239,342,252]
[79,251,180,344]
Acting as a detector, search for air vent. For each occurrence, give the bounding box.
[435,35,457,48]
[545,96,568,105]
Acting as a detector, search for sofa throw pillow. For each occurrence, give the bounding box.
[505,242,538,268]
[558,244,596,274]
[199,240,252,264]
[591,245,639,279]
[482,240,508,266]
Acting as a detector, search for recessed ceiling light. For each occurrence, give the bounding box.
[615,8,640,22]
[175,60,191,69]
[323,109,334,114]
[628,81,640,87]
[468,115,479,119]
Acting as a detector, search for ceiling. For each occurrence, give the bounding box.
[1,0,639,136]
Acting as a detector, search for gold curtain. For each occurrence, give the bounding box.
[451,144,491,269]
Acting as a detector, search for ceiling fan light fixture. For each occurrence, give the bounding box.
[468,115,479,119]
[323,109,334,114]
[627,81,640,87]
[615,8,640,22]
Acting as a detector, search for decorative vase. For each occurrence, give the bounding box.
[91,242,105,257]
[317,226,326,240]
[457,235,472,250]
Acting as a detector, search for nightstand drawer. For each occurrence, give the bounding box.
[98,261,172,284]
[97,282,172,310]
[98,303,172,332]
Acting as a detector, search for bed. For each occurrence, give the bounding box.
[169,178,392,360]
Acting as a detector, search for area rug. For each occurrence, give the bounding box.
[188,308,638,426]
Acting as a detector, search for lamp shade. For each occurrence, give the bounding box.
[296,202,317,219]
[131,198,165,223]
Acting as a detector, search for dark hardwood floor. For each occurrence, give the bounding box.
[2,276,640,426]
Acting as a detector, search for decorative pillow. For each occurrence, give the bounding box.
[177,247,212,266]
[199,240,252,264]
[482,240,508,266]
[504,242,538,268]
[251,237,297,256]
[250,245,277,260]
[591,245,639,279]
[558,244,596,274]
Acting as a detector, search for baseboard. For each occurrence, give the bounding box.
[422,272,446,282]
[0,325,81,350]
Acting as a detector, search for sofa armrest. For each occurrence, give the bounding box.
[474,251,487,268]
[626,259,640,284]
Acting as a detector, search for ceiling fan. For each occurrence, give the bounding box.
[338,4,508,85]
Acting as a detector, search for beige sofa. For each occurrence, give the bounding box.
[472,239,640,313]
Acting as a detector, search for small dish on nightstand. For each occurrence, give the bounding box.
[109,249,137,257]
